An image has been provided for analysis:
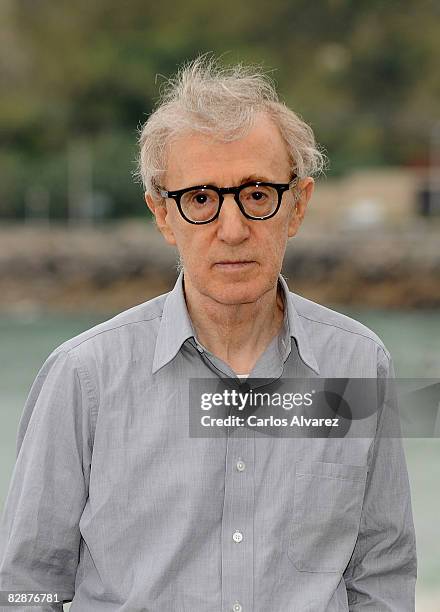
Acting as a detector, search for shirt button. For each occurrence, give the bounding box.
[196,344,204,353]
[232,530,243,543]
[236,459,246,472]
[232,602,242,612]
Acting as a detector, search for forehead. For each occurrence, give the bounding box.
[164,113,291,188]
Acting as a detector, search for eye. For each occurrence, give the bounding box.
[251,190,267,201]
[195,193,208,204]
[189,190,217,206]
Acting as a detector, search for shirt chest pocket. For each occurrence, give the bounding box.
[287,460,368,574]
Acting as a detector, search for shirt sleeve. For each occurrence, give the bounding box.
[0,348,96,611]
[343,349,417,611]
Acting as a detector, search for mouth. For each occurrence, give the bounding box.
[214,261,256,270]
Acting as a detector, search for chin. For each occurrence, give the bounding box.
[206,279,266,305]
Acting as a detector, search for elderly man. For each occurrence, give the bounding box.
[0,57,416,611]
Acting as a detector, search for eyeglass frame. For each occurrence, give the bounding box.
[157,174,299,224]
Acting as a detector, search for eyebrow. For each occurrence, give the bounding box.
[238,174,272,184]
[196,175,273,187]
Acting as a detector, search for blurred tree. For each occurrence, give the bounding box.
[0,0,439,217]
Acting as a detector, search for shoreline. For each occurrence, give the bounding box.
[0,220,439,313]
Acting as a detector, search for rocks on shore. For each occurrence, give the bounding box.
[0,220,439,313]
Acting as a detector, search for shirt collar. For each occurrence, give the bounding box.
[277,273,320,375]
[152,270,320,375]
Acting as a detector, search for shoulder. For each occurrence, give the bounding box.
[292,292,388,352]
[288,291,391,375]
[49,290,170,361]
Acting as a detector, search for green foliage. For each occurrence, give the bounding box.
[0,0,438,217]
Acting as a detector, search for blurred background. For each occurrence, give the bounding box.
[0,0,439,609]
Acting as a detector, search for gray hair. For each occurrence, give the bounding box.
[136,54,327,198]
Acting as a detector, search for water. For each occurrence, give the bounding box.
[0,308,439,608]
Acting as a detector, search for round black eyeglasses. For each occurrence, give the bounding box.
[158,175,299,224]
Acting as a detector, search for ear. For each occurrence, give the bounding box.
[145,193,177,246]
[287,177,314,238]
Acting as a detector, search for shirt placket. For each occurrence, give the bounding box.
[221,420,255,612]
[190,338,286,612]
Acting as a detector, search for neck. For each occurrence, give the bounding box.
[183,274,285,374]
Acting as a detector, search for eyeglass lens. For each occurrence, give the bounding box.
[180,185,278,222]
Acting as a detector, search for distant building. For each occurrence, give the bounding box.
[310,168,440,230]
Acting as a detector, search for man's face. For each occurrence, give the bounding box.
[146,113,314,306]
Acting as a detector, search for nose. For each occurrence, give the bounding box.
[216,194,250,244]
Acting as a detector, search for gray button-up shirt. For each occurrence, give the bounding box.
[0,271,417,611]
